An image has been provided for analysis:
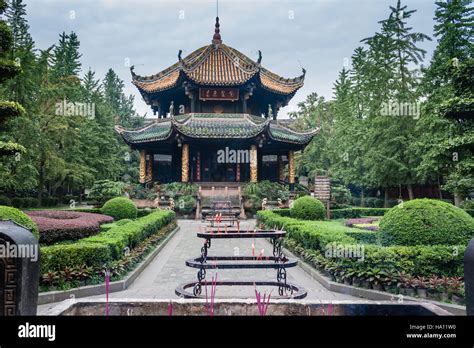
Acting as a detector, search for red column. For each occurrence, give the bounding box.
[196,151,201,182]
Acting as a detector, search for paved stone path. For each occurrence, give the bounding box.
[38,219,363,313]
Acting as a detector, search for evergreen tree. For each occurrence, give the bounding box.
[3,0,36,106]
[51,31,82,81]
[415,0,473,205]
[0,0,25,157]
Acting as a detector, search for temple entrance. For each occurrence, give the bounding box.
[192,147,250,182]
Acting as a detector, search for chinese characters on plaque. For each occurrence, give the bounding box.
[199,88,239,101]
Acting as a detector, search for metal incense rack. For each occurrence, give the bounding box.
[175,225,307,299]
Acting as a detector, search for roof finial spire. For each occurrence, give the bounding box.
[212,16,222,45]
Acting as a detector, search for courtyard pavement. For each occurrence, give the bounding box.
[38,219,364,314]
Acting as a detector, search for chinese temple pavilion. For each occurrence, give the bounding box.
[116,17,317,188]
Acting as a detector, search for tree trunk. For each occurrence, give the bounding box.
[454,192,463,207]
[407,183,414,200]
[437,177,443,199]
[360,187,365,207]
[37,157,46,207]
[384,188,389,208]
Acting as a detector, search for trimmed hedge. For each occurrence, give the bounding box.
[74,207,156,217]
[290,196,325,220]
[101,197,137,220]
[273,208,291,217]
[330,208,389,219]
[41,209,175,272]
[344,230,378,244]
[0,206,39,239]
[257,210,465,277]
[379,199,474,246]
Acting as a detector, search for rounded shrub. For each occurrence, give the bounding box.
[379,199,474,246]
[101,197,137,220]
[290,196,326,220]
[0,206,39,239]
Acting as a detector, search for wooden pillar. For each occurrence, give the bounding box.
[288,150,295,185]
[139,149,146,184]
[278,155,284,181]
[181,143,189,183]
[146,154,153,183]
[250,145,258,183]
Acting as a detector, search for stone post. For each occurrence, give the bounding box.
[0,221,40,315]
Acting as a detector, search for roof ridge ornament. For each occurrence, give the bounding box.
[212,16,222,45]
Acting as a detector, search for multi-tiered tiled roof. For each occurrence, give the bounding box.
[131,17,305,99]
[116,113,318,146]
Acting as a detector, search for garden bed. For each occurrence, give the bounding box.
[39,209,176,291]
[257,210,467,305]
[27,210,113,245]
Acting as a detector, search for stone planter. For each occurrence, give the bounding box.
[438,292,449,302]
[372,283,384,292]
[323,270,332,278]
[343,278,352,286]
[361,280,372,289]
[334,275,343,283]
[386,285,398,294]
[451,294,464,305]
[352,277,362,288]
[416,288,427,299]
[426,290,438,300]
[405,288,416,297]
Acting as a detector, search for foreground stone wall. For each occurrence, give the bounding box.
[45,299,451,316]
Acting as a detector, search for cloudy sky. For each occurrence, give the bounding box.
[23,0,437,118]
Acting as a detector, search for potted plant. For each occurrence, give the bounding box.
[427,276,441,300]
[360,271,372,289]
[415,277,428,298]
[404,275,417,297]
[323,262,337,281]
[42,271,59,291]
[367,268,386,292]
[448,277,464,305]
[396,272,410,296]
[342,268,356,286]
[383,270,399,294]
[438,276,451,302]
[351,269,364,288]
